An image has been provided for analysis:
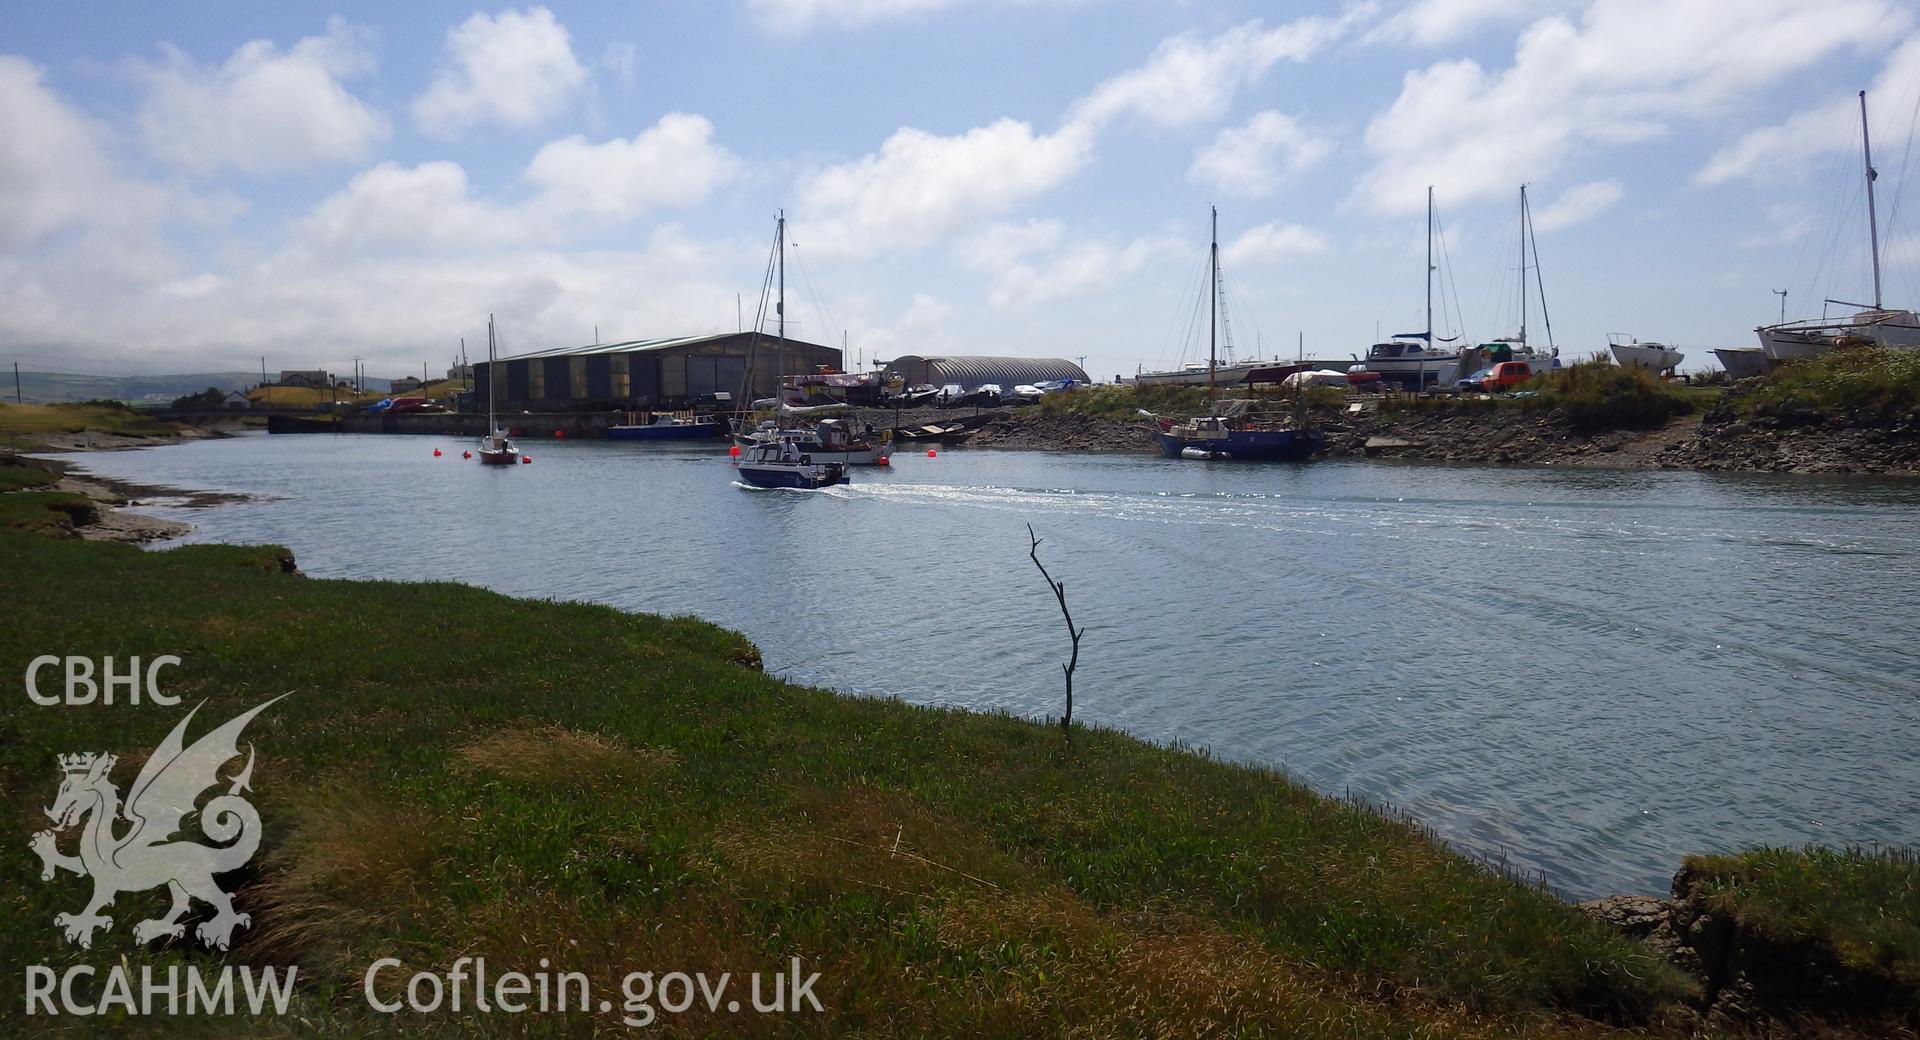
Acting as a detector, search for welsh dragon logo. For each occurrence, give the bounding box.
[29,696,285,951]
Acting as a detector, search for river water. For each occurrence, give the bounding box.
[63,431,1920,898]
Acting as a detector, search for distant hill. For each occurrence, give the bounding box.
[10,371,390,404]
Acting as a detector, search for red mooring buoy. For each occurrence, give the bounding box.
[433,448,442,457]
[728,444,742,457]
[553,429,565,439]
[926,449,937,457]
[463,451,472,459]
[521,456,532,464]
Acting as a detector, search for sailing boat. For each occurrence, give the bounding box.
[731,212,857,489]
[1150,208,1325,462]
[731,212,886,470]
[1757,90,1920,360]
[476,314,519,466]
[1354,187,1462,389]
[1489,185,1564,376]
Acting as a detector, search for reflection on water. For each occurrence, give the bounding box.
[64,432,1920,898]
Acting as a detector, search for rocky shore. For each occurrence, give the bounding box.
[1,455,242,543]
[871,399,1920,476]
[1579,863,1919,1032]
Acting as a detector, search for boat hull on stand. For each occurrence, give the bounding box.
[1154,428,1325,462]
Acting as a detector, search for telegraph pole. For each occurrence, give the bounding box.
[13,362,21,404]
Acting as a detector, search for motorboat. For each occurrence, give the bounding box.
[733,432,850,489]
[735,417,891,465]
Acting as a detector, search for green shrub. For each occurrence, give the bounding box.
[1737,346,1920,420]
[1525,360,1700,432]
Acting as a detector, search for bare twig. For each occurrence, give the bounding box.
[826,835,1002,890]
[1027,524,1086,735]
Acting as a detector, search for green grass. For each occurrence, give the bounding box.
[0,524,1708,1037]
[0,460,60,491]
[1683,847,1920,988]
[0,489,97,532]
[1734,346,1920,420]
[1521,360,1704,432]
[0,400,181,440]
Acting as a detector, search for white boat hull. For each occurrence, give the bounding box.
[1130,363,1267,387]
[1711,348,1773,379]
[1610,343,1683,372]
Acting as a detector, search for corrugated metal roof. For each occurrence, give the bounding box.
[493,332,748,362]
[884,355,1090,390]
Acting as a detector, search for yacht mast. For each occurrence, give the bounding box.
[1518,185,1528,350]
[1425,186,1434,391]
[776,211,787,401]
[487,313,496,432]
[1209,205,1218,406]
[1860,90,1883,311]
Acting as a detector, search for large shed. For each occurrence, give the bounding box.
[475,332,840,412]
[882,355,1089,391]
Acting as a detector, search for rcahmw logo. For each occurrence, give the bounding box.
[23,689,297,1018]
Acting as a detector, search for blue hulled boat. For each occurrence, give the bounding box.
[734,434,849,490]
[610,412,726,440]
[1153,417,1324,461]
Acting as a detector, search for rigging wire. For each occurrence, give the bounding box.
[1220,264,1270,361]
[1525,191,1556,350]
[789,240,845,357]
[1161,247,1209,368]
[1434,215,1467,342]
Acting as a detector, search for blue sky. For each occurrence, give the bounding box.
[3,0,1918,381]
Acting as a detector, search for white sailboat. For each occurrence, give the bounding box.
[1484,184,1562,376]
[1757,90,1920,360]
[1355,187,1461,388]
[476,314,519,466]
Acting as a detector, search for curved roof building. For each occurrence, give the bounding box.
[883,355,1089,391]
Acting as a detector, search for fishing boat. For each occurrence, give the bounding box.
[476,314,519,466]
[733,431,850,490]
[1150,208,1325,463]
[1351,188,1463,389]
[609,411,726,440]
[1609,334,1684,373]
[1757,91,1920,360]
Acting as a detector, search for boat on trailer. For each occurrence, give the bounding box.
[1609,334,1684,374]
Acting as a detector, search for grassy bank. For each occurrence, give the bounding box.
[0,519,1704,1037]
[1521,361,1709,432]
[0,401,182,444]
[1683,847,1920,989]
[1731,347,1920,420]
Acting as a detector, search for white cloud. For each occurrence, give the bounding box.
[0,56,233,249]
[1188,111,1333,197]
[747,0,963,33]
[1530,179,1622,231]
[1354,0,1905,214]
[133,19,387,175]
[298,161,543,250]
[1697,35,1920,186]
[601,41,637,91]
[526,114,740,218]
[1366,0,1559,46]
[413,7,587,137]
[1221,221,1331,266]
[1068,13,1363,131]
[796,119,1093,255]
[959,219,1178,309]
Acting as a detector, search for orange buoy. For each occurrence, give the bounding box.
[728,444,742,457]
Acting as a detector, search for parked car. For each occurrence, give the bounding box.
[1462,361,1540,393]
[1455,367,1494,392]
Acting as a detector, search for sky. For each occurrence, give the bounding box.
[4,0,1920,382]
